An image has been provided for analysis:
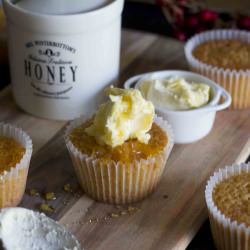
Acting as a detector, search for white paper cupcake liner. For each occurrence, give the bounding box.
[185,29,250,110]
[205,162,250,250]
[65,115,174,204]
[0,123,33,208]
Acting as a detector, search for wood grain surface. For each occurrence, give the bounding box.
[0,29,250,250]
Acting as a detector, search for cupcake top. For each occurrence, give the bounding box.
[0,136,25,174]
[213,172,250,227]
[192,39,250,70]
[70,121,167,164]
[85,87,155,147]
[69,87,168,163]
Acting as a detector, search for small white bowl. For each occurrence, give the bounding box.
[124,70,231,144]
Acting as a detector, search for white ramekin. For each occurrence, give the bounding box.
[124,70,231,144]
[184,29,250,110]
[205,162,250,250]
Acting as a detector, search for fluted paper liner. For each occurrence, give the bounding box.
[65,116,174,204]
[205,163,250,250]
[0,123,32,208]
[185,29,250,110]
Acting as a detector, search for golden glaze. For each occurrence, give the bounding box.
[0,136,25,174]
[70,119,168,164]
[193,40,250,70]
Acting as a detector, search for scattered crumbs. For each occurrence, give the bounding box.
[110,213,119,218]
[128,206,136,212]
[63,183,73,193]
[44,192,57,201]
[65,204,142,228]
[28,188,40,197]
[88,217,99,224]
[127,205,141,213]
[163,195,168,199]
[107,205,141,219]
[39,203,55,214]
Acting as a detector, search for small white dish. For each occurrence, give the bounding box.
[124,70,231,144]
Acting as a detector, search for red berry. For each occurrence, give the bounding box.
[177,0,187,6]
[237,16,250,30]
[173,30,186,41]
[199,10,218,22]
[186,15,199,28]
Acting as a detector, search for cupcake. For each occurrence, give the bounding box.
[185,29,250,110]
[205,162,250,250]
[0,123,32,208]
[65,87,174,204]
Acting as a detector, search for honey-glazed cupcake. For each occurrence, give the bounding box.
[0,123,32,207]
[185,29,250,109]
[65,87,174,204]
[205,162,250,250]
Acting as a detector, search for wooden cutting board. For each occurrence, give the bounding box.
[0,29,249,250]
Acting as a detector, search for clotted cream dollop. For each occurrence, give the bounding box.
[85,87,155,147]
[139,77,210,110]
